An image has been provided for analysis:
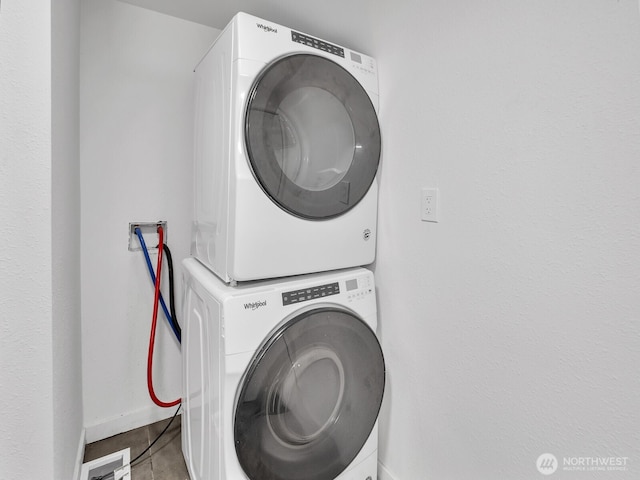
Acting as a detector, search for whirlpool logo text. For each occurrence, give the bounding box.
[256,23,277,34]
[244,300,267,311]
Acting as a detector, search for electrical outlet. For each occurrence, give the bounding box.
[421,188,439,222]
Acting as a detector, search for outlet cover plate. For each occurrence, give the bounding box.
[421,187,439,222]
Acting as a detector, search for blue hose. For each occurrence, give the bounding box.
[135,228,181,342]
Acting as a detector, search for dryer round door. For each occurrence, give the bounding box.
[234,306,385,480]
[245,54,381,220]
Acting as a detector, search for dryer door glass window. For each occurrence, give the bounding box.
[234,307,385,480]
[245,54,381,220]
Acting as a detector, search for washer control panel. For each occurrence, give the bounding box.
[346,275,374,302]
[282,282,340,306]
[282,275,374,306]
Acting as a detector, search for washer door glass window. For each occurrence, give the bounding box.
[245,54,381,220]
[234,307,385,480]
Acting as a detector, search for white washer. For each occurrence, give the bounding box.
[181,258,385,480]
[192,12,381,284]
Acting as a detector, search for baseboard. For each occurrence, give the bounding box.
[378,461,397,480]
[73,428,86,480]
[84,404,180,443]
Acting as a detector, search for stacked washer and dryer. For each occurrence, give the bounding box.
[181,12,385,480]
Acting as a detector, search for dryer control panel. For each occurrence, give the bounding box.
[292,31,344,57]
[290,30,376,77]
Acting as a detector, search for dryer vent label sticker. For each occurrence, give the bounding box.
[256,23,278,34]
[244,300,267,311]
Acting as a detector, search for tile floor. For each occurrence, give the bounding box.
[83,414,189,480]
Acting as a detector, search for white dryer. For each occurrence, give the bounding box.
[192,12,381,284]
[181,258,385,480]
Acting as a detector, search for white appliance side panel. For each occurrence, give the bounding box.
[224,57,265,283]
[182,281,206,480]
[180,290,193,477]
[182,272,223,480]
[192,25,233,283]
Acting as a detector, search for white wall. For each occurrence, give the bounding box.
[371,1,640,479]
[0,0,54,477]
[52,0,84,478]
[80,0,217,440]
[1,0,83,477]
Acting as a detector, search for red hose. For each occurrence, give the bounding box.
[147,225,181,408]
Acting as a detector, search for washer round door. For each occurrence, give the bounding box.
[245,54,381,220]
[234,306,385,480]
